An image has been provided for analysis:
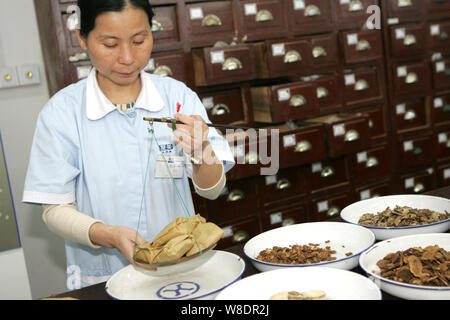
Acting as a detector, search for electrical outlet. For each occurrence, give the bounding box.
[0,66,19,89]
[17,64,41,86]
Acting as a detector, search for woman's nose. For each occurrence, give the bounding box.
[118,44,135,65]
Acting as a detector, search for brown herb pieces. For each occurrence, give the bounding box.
[256,244,337,265]
[270,290,328,300]
[376,245,450,287]
[358,206,450,227]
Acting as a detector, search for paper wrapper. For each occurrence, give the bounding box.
[134,214,222,265]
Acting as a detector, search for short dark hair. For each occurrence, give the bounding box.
[77,0,154,38]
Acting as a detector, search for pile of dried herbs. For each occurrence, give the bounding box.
[376,245,450,287]
[256,243,337,265]
[358,206,450,227]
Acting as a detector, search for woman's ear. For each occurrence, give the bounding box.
[75,29,88,51]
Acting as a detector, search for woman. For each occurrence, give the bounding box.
[23,0,234,288]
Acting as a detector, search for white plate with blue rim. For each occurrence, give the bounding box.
[243,222,376,273]
[340,195,450,240]
[105,250,245,300]
[359,233,450,300]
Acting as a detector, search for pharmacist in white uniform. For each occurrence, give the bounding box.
[22,0,234,288]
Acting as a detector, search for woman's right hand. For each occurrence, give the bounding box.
[89,223,147,265]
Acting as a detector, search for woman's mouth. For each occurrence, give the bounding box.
[117,71,135,78]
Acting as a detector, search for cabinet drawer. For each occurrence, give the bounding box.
[308,113,371,158]
[237,0,288,42]
[261,201,308,232]
[432,94,450,127]
[428,22,450,55]
[356,105,387,142]
[393,97,429,134]
[311,190,354,221]
[399,168,437,194]
[192,44,257,86]
[310,33,340,69]
[341,30,383,64]
[398,134,436,169]
[438,163,450,187]
[206,178,259,224]
[436,129,450,161]
[349,144,392,185]
[217,217,260,249]
[199,88,246,125]
[354,180,393,201]
[432,59,450,91]
[145,51,187,83]
[151,5,180,50]
[393,62,430,97]
[251,81,320,123]
[276,122,327,168]
[258,166,309,206]
[425,0,450,19]
[288,0,333,35]
[185,1,235,47]
[335,0,379,28]
[389,24,426,57]
[343,67,383,108]
[386,0,423,20]
[310,157,349,193]
[314,74,343,114]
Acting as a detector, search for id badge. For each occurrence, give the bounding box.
[155,155,185,179]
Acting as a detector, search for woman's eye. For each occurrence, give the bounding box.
[134,41,144,46]
[104,44,117,48]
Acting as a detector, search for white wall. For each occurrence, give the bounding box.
[0,0,67,299]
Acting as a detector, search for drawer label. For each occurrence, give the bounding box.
[347,34,359,46]
[444,169,450,179]
[221,226,233,239]
[270,212,283,225]
[244,3,257,15]
[277,88,291,101]
[202,97,214,109]
[395,28,406,40]
[333,124,346,137]
[265,175,278,185]
[438,133,448,144]
[312,162,322,173]
[396,103,406,115]
[357,151,367,163]
[403,140,414,152]
[360,190,371,200]
[190,7,204,20]
[434,98,444,108]
[397,66,407,77]
[282,134,296,148]
[345,74,356,86]
[210,50,225,64]
[272,43,286,57]
[293,0,305,10]
[317,201,329,213]
[436,62,446,73]
[430,24,440,36]
[405,178,415,189]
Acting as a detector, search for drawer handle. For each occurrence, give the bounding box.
[413,183,425,194]
[211,103,230,116]
[345,129,360,142]
[320,166,335,178]
[326,206,341,218]
[398,0,413,8]
[356,40,371,52]
[413,146,423,156]
[68,52,89,63]
[295,140,312,153]
[405,72,418,84]
[255,9,274,22]
[438,32,449,41]
[276,179,291,191]
[312,46,327,59]
[284,50,302,63]
[281,217,296,227]
[153,65,173,77]
[368,119,374,128]
[151,20,163,32]
[227,190,245,202]
[304,4,321,17]
[403,34,417,46]
[202,14,222,27]
[404,109,417,121]
[354,79,369,91]
[232,230,249,244]
[446,140,450,149]
[317,87,329,99]
[289,95,307,108]
[366,157,379,168]
[245,151,259,164]
[349,0,364,12]
[222,57,243,71]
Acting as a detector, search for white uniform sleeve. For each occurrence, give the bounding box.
[22,101,80,204]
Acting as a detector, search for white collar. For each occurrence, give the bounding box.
[86,68,164,120]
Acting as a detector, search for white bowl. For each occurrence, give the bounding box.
[215,267,382,300]
[106,250,245,300]
[359,233,450,300]
[243,222,375,272]
[340,195,450,241]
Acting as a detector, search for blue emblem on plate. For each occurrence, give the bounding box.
[156,281,200,300]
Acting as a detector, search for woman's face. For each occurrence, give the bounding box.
[77,6,153,87]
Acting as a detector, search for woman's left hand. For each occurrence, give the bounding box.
[169,113,209,158]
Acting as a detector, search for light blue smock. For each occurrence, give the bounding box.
[22,68,235,287]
